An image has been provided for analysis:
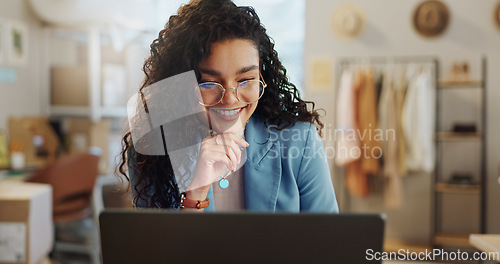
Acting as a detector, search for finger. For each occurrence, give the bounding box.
[225,146,238,171]
[218,138,242,165]
[202,135,217,145]
[219,133,249,148]
[212,134,242,164]
[201,135,224,149]
[212,145,239,170]
[207,151,233,172]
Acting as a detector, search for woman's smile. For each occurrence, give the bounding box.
[209,105,248,121]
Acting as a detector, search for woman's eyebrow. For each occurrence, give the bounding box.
[237,65,259,75]
[199,68,220,76]
[199,65,259,76]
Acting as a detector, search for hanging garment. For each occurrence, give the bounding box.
[336,69,370,197]
[346,159,370,197]
[375,73,384,106]
[394,67,408,176]
[402,65,435,173]
[335,69,360,166]
[358,67,381,175]
[346,69,370,197]
[378,67,403,208]
[378,68,398,177]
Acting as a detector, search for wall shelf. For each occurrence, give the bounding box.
[50,106,91,117]
[437,80,483,89]
[49,106,127,118]
[436,132,482,141]
[435,183,481,194]
[432,57,487,251]
[41,25,136,122]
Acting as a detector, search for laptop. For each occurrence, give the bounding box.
[99,210,385,264]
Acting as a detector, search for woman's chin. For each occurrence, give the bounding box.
[211,120,245,134]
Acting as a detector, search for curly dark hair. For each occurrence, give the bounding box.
[118,0,324,208]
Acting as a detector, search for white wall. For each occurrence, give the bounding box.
[304,0,500,242]
[0,0,43,133]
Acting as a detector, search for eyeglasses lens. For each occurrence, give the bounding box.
[236,80,263,104]
[197,80,264,106]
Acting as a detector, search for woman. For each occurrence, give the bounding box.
[119,0,338,212]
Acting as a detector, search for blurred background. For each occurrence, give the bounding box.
[0,0,499,263]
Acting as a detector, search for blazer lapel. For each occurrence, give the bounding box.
[244,116,282,212]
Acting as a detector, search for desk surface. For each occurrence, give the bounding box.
[469,234,500,262]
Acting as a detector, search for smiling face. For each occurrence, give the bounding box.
[198,38,260,133]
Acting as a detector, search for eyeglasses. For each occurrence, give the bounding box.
[195,76,267,107]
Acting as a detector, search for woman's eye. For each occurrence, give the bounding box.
[238,78,255,83]
[199,83,219,91]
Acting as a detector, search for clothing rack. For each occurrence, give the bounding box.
[335,55,438,208]
[334,56,439,249]
[339,56,438,67]
[336,55,488,250]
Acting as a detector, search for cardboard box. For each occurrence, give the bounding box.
[67,118,110,174]
[51,66,89,106]
[8,117,60,169]
[0,132,9,169]
[0,181,53,264]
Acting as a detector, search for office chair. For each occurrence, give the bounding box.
[27,151,101,264]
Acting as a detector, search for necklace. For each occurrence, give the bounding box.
[210,125,246,189]
[219,176,230,189]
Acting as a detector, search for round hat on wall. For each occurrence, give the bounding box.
[495,2,500,30]
[413,0,450,37]
[331,3,365,40]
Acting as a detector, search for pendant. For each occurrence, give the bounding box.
[219,178,229,189]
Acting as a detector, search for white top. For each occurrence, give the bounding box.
[212,167,245,211]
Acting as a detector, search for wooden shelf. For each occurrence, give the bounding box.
[50,106,91,117]
[50,105,127,118]
[434,233,473,248]
[436,132,482,141]
[435,183,481,194]
[384,239,432,254]
[438,80,483,88]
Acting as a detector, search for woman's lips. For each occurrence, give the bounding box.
[209,106,246,121]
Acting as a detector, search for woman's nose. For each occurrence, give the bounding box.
[221,86,239,105]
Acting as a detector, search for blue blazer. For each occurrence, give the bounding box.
[131,115,339,213]
[203,115,338,213]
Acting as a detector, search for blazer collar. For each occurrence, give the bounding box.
[244,115,282,211]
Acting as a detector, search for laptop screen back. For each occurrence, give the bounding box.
[99,210,385,264]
